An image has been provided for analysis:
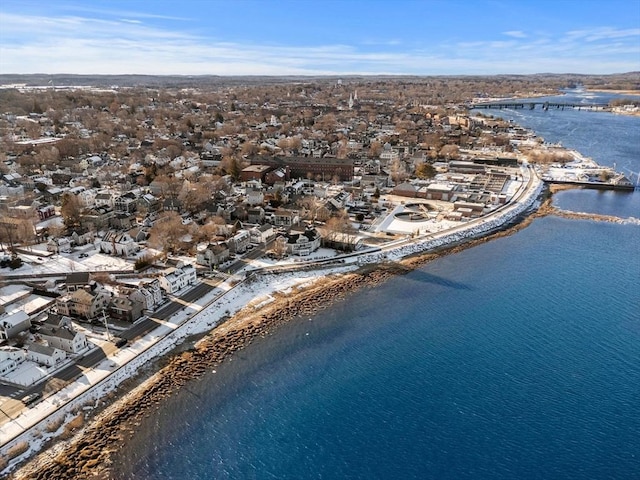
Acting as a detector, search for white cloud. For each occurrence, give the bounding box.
[564,27,640,44]
[1,12,638,75]
[503,30,527,38]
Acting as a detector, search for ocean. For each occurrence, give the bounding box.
[113,90,640,480]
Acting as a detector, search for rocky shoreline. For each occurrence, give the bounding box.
[10,188,555,480]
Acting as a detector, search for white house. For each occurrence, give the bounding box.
[38,324,88,354]
[196,243,230,269]
[249,224,275,245]
[95,191,115,208]
[273,209,299,227]
[26,343,66,367]
[285,228,322,256]
[158,263,197,294]
[98,231,140,256]
[47,237,72,254]
[0,346,26,376]
[76,188,97,209]
[228,230,251,254]
[128,279,165,312]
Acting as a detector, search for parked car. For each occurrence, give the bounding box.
[22,392,41,405]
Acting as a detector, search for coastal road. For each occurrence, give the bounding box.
[0,342,119,425]
[0,280,218,426]
[119,281,216,342]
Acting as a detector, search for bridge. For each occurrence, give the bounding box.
[470,101,609,111]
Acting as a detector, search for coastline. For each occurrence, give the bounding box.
[585,88,640,95]
[9,186,556,480]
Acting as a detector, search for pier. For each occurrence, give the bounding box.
[471,101,609,111]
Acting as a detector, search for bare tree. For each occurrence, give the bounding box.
[148,212,187,255]
[60,193,82,229]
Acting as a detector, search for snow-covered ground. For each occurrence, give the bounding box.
[4,243,136,276]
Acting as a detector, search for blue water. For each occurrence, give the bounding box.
[114,91,640,480]
[479,88,640,219]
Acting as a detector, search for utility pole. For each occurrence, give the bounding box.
[102,309,112,341]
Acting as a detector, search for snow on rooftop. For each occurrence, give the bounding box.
[0,285,31,305]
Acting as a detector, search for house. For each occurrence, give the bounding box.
[109,295,144,323]
[38,324,88,354]
[128,279,164,312]
[273,209,299,227]
[47,237,72,254]
[98,231,140,256]
[246,188,265,206]
[44,186,64,203]
[138,193,161,213]
[70,230,94,246]
[80,205,114,230]
[37,205,56,220]
[26,343,66,367]
[0,346,26,376]
[65,272,91,292]
[249,224,275,245]
[196,243,230,269]
[247,207,265,224]
[163,198,183,213]
[158,262,197,294]
[326,191,351,210]
[0,311,31,341]
[361,172,391,188]
[128,227,149,243]
[75,188,96,209]
[95,191,115,208]
[41,313,73,328]
[110,213,137,230]
[285,227,321,256]
[114,192,138,214]
[227,230,251,254]
[55,287,111,321]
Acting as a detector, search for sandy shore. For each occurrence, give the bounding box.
[7,188,578,480]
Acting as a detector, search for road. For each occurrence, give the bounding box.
[0,174,542,436]
[0,241,274,425]
[119,281,216,342]
[0,279,219,426]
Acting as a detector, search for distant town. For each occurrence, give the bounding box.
[0,73,638,471]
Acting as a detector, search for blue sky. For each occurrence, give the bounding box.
[1,0,639,75]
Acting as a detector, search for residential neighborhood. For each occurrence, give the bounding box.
[0,77,557,407]
[0,74,635,474]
